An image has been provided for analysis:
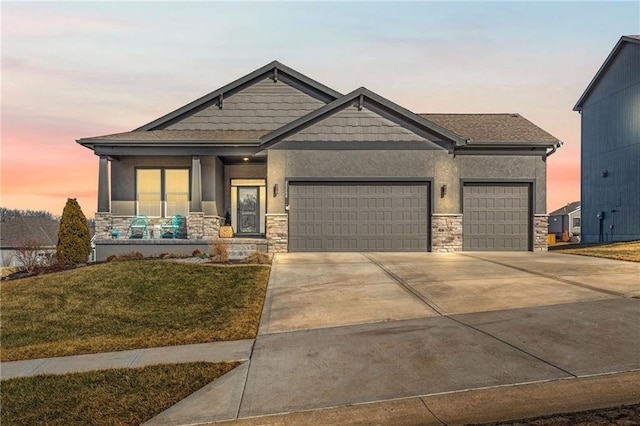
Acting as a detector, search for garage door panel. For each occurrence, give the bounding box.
[289,183,429,252]
[463,184,530,251]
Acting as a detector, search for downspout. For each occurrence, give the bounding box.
[545,140,563,159]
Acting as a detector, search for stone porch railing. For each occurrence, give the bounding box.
[94,212,223,241]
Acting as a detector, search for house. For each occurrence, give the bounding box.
[78,61,561,260]
[574,35,640,243]
[0,217,59,267]
[548,201,581,239]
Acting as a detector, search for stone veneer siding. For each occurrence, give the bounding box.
[266,214,288,253]
[95,212,222,241]
[187,213,223,240]
[431,214,463,252]
[533,214,549,252]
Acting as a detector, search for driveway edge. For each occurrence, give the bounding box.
[212,370,640,426]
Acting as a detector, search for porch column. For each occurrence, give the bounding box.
[97,155,110,212]
[190,155,203,212]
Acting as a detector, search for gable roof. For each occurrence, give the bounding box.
[136,61,343,131]
[574,35,640,111]
[549,201,581,216]
[420,114,561,146]
[0,217,60,249]
[259,87,469,151]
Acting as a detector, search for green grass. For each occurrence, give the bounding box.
[553,240,640,263]
[1,361,239,426]
[1,260,270,361]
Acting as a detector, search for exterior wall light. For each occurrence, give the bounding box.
[440,184,447,198]
[243,157,249,162]
[273,184,279,197]
[601,170,608,177]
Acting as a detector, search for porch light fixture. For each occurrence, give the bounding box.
[440,184,447,198]
[601,170,608,178]
[273,184,279,197]
[243,157,249,162]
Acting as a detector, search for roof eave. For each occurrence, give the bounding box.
[257,87,468,152]
[135,61,342,131]
[574,36,640,111]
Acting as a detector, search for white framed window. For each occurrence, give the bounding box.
[136,168,189,217]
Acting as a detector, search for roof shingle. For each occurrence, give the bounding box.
[420,113,560,144]
[0,217,60,248]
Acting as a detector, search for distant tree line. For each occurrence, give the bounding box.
[0,207,59,222]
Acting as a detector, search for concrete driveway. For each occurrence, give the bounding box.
[148,251,640,424]
[259,252,637,333]
[239,252,640,418]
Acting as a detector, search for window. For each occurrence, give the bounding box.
[137,169,161,217]
[165,169,189,216]
[137,169,189,217]
[573,217,581,227]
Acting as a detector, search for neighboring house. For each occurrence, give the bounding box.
[0,217,59,267]
[548,201,581,238]
[78,61,561,260]
[574,35,640,243]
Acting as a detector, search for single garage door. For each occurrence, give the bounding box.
[288,182,429,252]
[463,184,531,251]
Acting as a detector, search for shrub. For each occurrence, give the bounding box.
[210,242,229,263]
[192,249,201,257]
[106,255,117,262]
[244,251,271,264]
[159,252,170,259]
[118,252,144,260]
[56,198,91,265]
[14,240,47,273]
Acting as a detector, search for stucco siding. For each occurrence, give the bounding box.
[166,78,326,131]
[457,155,545,214]
[580,42,640,243]
[267,150,546,217]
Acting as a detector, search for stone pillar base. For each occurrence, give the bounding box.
[533,214,549,251]
[94,212,113,240]
[266,214,288,253]
[431,214,463,252]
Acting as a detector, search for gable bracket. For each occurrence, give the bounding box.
[273,68,279,82]
[358,94,364,111]
[218,93,224,109]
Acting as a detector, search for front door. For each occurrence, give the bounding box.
[237,186,260,235]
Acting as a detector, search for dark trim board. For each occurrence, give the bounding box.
[285,178,433,252]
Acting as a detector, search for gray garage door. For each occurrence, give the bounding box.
[463,184,531,251]
[288,183,429,252]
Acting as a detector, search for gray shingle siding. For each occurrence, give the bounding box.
[166,78,325,131]
[285,106,433,142]
[580,40,640,243]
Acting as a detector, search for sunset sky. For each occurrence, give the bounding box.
[2,1,638,218]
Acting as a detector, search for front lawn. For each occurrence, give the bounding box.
[1,260,270,361]
[1,362,238,426]
[553,240,640,262]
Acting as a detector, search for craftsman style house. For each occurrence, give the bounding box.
[79,61,561,260]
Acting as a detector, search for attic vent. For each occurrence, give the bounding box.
[273,68,279,82]
[218,93,224,109]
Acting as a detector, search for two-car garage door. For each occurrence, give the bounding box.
[288,182,429,252]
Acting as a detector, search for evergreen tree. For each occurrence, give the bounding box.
[56,198,91,265]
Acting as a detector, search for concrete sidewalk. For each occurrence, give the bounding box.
[1,340,254,380]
